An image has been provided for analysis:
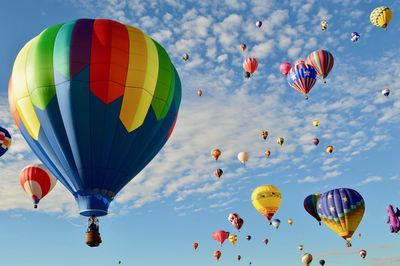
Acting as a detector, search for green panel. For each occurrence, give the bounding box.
[53,21,75,79]
[26,23,63,110]
[172,66,182,110]
[151,41,173,119]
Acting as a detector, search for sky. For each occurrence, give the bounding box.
[0,0,400,265]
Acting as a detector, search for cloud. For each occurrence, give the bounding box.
[358,176,383,186]
[298,176,320,183]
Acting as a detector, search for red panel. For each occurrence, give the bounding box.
[90,19,129,104]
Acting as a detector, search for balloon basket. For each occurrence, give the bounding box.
[86,231,102,247]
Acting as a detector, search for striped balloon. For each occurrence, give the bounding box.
[243,58,258,74]
[317,188,365,247]
[302,253,313,266]
[304,194,322,224]
[287,63,317,97]
[9,19,181,217]
[370,6,392,29]
[306,50,334,81]
[0,126,12,157]
[20,164,57,208]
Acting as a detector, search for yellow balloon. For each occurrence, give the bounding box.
[251,185,282,222]
[228,234,238,245]
[370,6,392,29]
[288,218,293,225]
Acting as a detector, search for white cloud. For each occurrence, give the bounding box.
[358,175,383,186]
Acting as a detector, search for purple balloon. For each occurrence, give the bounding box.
[387,205,400,233]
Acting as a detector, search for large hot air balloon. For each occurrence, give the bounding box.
[0,126,12,157]
[287,62,317,99]
[228,213,244,231]
[212,148,222,160]
[280,62,292,76]
[237,152,249,164]
[304,194,322,225]
[302,253,313,266]
[243,58,258,78]
[251,185,282,224]
[317,188,365,247]
[359,249,367,259]
[306,50,334,83]
[19,164,57,208]
[370,6,392,29]
[213,250,222,261]
[212,230,230,246]
[193,242,199,250]
[9,19,181,246]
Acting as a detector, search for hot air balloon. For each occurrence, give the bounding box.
[312,138,320,146]
[302,253,313,266]
[239,44,247,52]
[243,58,258,78]
[9,19,182,246]
[280,62,292,76]
[319,259,326,266]
[358,232,362,238]
[212,230,230,246]
[317,188,365,247]
[212,148,221,160]
[304,194,322,225]
[288,218,293,225]
[214,250,222,261]
[182,53,189,61]
[238,152,249,164]
[277,137,284,146]
[263,238,269,245]
[287,62,317,99]
[320,20,328,31]
[313,120,320,127]
[229,234,238,245]
[271,219,281,229]
[251,185,282,224]
[19,164,57,208]
[237,255,241,261]
[256,21,262,28]
[214,169,223,179]
[387,205,400,233]
[359,250,367,259]
[197,89,203,97]
[246,235,251,241]
[228,213,244,231]
[326,145,334,154]
[370,6,392,29]
[298,245,304,251]
[265,149,271,157]
[0,126,12,158]
[260,130,269,140]
[382,88,390,96]
[306,50,334,83]
[351,32,360,42]
[193,242,199,250]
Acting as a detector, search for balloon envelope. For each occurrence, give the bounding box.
[9,19,181,217]
[0,126,12,157]
[287,63,317,96]
[212,230,230,246]
[279,62,292,75]
[251,185,282,222]
[304,194,322,224]
[302,253,313,266]
[237,152,249,164]
[370,6,392,29]
[306,50,334,80]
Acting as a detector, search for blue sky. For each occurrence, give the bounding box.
[1,0,400,265]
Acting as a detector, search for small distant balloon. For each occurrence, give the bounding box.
[239,44,247,52]
[229,234,238,245]
[197,89,203,96]
[302,253,313,266]
[256,21,262,27]
[271,219,281,229]
[313,120,320,127]
[298,245,304,251]
[351,32,360,42]
[246,235,251,241]
[214,169,223,179]
[288,218,293,225]
[193,242,199,250]
[211,148,221,160]
[382,88,390,96]
[238,152,249,164]
[182,53,189,61]
[321,20,328,31]
[312,138,320,146]
[265,149,271,157]
[214,250,222,261]
[326,145,334,154]
[260,130,269,140]
[319,259,326,266]
[243,58,258,78]
[263,238,269,245]
[359,249,367,259]
[237,255,241,261]
[277,137,284,146]
[212,230,230,246]
[0,126,12,158]
[280,62,292,76]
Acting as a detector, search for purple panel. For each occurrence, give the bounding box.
[70,19,94,77]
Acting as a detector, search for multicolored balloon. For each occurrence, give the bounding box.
[228,213,244,231]
[9,19,181,218]
[19,164,57,208]
[280,62,292,76]
[211,230,230,246]
[251,185,282,224]
[239,44,247,52]
[382,88,390,96]
[359,249,367,259]
[302,253,313,266]
[228,234,238,245]
[214,168,223,179]
[298,245,304,251]
[213,250,222,260]
[351,32,360,42]
[306,50,334,82]
[317,188,365,247]
[287,62,317,99]
[277,137,285,146]
[237,255,241,261]
[320,20,328,31]
[182,53,189,61]
[304,194,322,225]
[271,219,281,229]
[260,130,269,140]
[243,58,258,78]
[370,6,392,29]
[0,127,12,157]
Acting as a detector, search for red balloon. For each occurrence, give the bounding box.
[312,138,320,146]
[279,62,292,75]
[193,242,199,250]
[211,230,230,246]
[243,58,258,74]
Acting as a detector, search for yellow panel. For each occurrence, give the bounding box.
[17,97,40,140]
[143,35,159,96]
[120,87,153,131]
[125,26,147,88]
[11,39,35,100]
